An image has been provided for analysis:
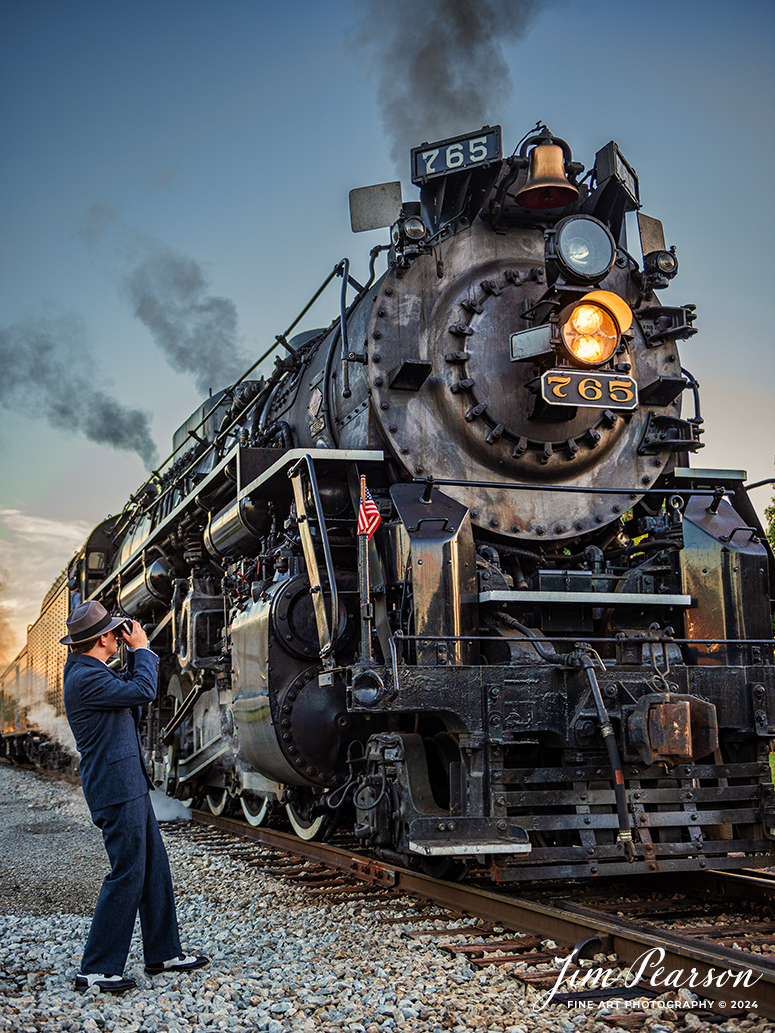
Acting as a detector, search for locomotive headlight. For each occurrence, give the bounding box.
[562,304,618,364]
[391,204,427,249]
[553,215,617,283]
[560,290,633,367]
[643,249,679,280]
[404,216,426,240]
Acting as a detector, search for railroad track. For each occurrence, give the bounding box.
[163,809,775,1021]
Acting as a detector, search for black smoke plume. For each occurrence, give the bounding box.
[0,313,158,469]
[353,0,544,170]
[125,247,247,395]
[80,206,249,396]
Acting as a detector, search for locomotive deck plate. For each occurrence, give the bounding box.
[409,817,531,856]
[540,369,638,410]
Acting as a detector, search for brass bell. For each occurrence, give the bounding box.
[516,142,579,210]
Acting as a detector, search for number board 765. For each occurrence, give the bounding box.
[540,370,638,410]
[411,127,502,185]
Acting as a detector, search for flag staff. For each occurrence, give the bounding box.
[358,475,374,664]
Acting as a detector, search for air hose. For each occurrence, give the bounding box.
[577,652,636,861]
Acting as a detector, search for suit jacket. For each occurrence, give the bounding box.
[64,649,158,812]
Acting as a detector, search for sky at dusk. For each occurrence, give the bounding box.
[1,0,774,659]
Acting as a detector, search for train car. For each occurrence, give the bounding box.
[1,571,78,774]
[3,123,774,880]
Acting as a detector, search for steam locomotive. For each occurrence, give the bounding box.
[4,124,774,881]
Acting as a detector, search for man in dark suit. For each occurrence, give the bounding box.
[62,600,208,994]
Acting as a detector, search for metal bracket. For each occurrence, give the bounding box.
[350,858,397,886]
[637,304,697,347]
[638,412,702,455]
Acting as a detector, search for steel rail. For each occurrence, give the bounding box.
[190,810,775,1018]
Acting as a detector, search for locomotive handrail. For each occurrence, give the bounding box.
[479,589,693,607]
[719,526,761,543]
[339,257,352,398]
[339,248,390,399]
[287,453,340,670]
[412,476,732,498]
[391,631,774,647]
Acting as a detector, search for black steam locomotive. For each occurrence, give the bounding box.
[8,124,775,880]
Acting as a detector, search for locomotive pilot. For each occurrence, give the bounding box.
[61,600,209,994]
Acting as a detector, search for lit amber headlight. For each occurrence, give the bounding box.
[560,290,633,367]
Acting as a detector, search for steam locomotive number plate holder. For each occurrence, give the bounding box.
[411,126,502,184]
[540,370,638,410]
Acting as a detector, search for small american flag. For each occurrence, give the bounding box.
[358,481,381,540]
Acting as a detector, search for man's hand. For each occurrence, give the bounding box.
[124,619,149,650]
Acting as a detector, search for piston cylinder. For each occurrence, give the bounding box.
[118,559,172,615]
[204,497,270,558]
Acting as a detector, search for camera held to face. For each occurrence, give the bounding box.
[114,618,133,640]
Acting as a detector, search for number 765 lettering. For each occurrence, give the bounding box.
[421,137,489,175]
[547,375,635,404]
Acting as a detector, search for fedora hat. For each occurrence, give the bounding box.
[60,600,126,645]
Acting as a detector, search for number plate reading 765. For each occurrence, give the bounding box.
[540,370,638,410]
[411,127,502,185]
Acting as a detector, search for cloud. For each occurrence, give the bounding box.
[0,506,91,658]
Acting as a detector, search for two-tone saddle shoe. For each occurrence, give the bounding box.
[145,954,210,976]
[75,973,137,993]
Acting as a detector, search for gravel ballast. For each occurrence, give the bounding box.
[1,764,772,1033]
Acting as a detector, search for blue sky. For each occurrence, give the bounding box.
[1,0,773,651]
